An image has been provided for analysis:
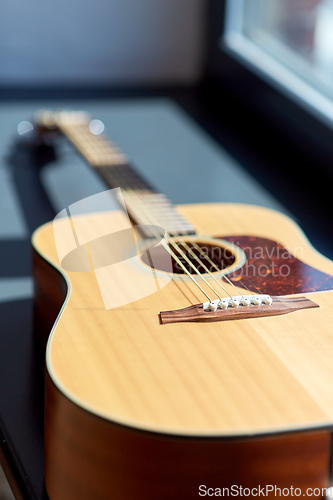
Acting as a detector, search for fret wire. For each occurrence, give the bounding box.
[105,167,193,233]
[124,194,190,235]
[57,119,128,167]
[99,166,154,192]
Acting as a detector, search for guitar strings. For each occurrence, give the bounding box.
[127,187,261,301]
[127,188,268,304]
[247,279,264,296]
[102,159,244,304]
[169,239,233,299]
[101,171,217,303]
[99,164,221,303]
[156,238,214,302]
[181,238,266,301]
[123,186,252,302]
[232,278,257,302]
[179,240,242,300]
[124,188,228,302]
[123,188,223,303]
[187,240,249,299]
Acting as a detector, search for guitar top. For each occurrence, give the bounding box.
[32,110,333,437]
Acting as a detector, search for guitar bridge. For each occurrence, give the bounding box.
[159,296,319,325]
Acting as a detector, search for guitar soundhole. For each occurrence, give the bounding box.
[141,241,236,275]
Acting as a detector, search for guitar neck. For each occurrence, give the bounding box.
[38,110,196,237]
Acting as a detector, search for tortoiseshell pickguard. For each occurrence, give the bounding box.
[221,236,333,296]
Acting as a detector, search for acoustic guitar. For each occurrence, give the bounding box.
[30,110,333,499]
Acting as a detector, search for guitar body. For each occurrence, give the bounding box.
[33,202,333,499]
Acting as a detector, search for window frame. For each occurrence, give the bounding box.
[222,0,333,129]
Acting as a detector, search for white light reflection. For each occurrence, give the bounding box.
[17,121,34,136]
[89,119,105,135]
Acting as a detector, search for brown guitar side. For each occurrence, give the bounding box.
[45,373,330,499]
[33,249,67,349]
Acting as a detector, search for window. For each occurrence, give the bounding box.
[224,0,333,126]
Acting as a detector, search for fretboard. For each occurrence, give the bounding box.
[41,110,196,237]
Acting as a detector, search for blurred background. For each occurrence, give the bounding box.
[1,1,333,499]
[0,0,205,86]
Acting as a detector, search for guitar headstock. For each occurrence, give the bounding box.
[34,109,93,131]
[17,109,97,146]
